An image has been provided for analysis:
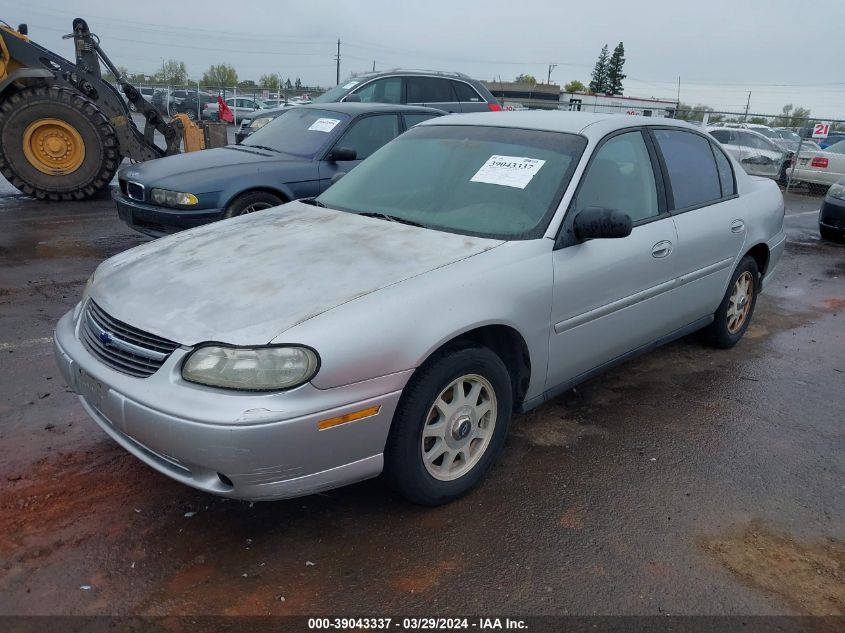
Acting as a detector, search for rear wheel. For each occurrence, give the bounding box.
[701,256,759,349]
[0,86,121,200]
[223,191,284,218]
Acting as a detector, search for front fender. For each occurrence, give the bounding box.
[277,239,555,403]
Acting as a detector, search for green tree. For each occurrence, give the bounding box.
[515,73,537,85]
[675,102,716,122]
[285,78,293,90]
[564,80,586,93]
[155,59,188,85]
[606,42,626,95]
[238,79,257,90]
[258,74,278,89]
[202,63,238,87]
[589,44,610,94]
[295,77,302,90]
[771,104,812,128]
[748,116,769,125]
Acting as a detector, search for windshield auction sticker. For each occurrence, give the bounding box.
[470,155,546,189]
[308,118,342,133]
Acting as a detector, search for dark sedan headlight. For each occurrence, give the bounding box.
[182,345,319,391]
[249,116,275,130]
[828,183,845,201]
[151,188,198,207]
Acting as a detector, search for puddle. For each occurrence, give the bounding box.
[703,523,845,615]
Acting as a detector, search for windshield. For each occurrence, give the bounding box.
[317,125,587,240]
[242,108,349,157]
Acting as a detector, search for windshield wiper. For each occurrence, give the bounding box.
[301,197,327,207]
[357,212,424,228]
[244,144,281,153]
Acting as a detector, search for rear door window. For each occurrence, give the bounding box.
[406,77,455,104]
[653,129,722,210]
[404,112,441,128]
[710,129,733,144]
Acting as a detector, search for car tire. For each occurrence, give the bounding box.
[702,256,760,349]
[384,346,512,506]
[223,191,284,218]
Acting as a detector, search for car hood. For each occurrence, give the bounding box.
[118,146,310,188]
[90,202,503,346]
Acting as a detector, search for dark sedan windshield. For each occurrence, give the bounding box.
[242,108,350,157]
[317,125,587,239]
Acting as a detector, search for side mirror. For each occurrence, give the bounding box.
[331,172,346,185]
[573,207,632,241]
[343,93,361,103]
[328,147,357,162]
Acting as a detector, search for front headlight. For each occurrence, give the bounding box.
[250,116,274,130]
[182,345,319,391]
[828,183,845,201]
[151,188,199,207]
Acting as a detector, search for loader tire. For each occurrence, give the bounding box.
[0,85,121,201]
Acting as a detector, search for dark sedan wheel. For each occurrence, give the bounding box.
[223,191,284,218]
[702,256,759,349]
[384,346,512,506]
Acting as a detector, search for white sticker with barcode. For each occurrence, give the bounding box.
[470,155,546,189]
[308,118,341,133]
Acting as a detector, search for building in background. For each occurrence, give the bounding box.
[560,92,677,117]
[481,81,561,110]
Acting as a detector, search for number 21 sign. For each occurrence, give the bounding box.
[812,122,831,139]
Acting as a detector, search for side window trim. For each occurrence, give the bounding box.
[708,141,737,199]
[555,126,666,249]
[646,126,738,215]
[452,79,484,103]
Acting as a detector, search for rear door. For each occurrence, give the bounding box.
[317,113,401,192]
[650,128,746,327]
[406,76,461,113]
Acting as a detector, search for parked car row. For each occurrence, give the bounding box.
[59,109,787,506]
[235,69,501,143]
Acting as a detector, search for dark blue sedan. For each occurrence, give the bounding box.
[113,102,443,237]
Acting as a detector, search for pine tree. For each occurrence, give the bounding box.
[589,44,610,94]
[607,42,627,95]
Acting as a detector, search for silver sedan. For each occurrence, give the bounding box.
[55,112,786,505]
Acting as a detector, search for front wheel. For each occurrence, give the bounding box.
[223,191,284,218]
[701,256,760,349]
[384,346,512,506]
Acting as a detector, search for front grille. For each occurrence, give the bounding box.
[80,301,179,378]
[126,181,145,201]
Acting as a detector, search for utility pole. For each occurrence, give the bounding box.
[744,91,751,122]
[372,60,376,72]
[335,39,341,85]
[547,63,557,85]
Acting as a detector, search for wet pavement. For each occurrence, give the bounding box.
[0,185,842,616]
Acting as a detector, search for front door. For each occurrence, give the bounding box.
[547,129,681,389]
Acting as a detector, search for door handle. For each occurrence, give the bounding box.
[651,240,673,258]
[731,219,745,233]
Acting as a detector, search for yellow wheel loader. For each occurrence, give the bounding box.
[0,18,225,201]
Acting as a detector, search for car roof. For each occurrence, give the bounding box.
[421,111,704,139]
[258,102,443,117]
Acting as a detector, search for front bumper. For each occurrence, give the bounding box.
[112,191,225,238]
[820,195,845,236]
[53,309,407,501]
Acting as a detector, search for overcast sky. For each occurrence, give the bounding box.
[4,0,843,118]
